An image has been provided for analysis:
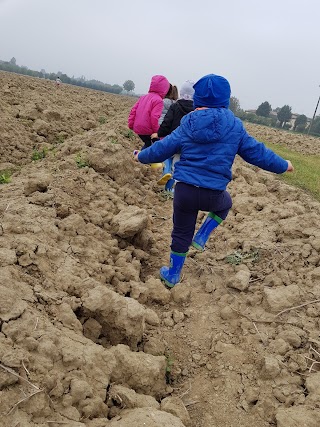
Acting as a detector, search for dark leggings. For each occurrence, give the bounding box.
[171,182,232,253]
[138,135,152,150]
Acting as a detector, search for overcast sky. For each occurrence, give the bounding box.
[1,0,319,117]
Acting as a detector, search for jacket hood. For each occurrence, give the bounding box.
[149,75,170,98]
[182,107,237,143]
[177,99,194,115]
[179,80,195,100]
[193,74,231,108]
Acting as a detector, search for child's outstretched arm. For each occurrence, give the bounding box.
[136,128,183,164]
[238,131,293,174]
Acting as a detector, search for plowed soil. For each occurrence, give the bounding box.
[1,71,320,427]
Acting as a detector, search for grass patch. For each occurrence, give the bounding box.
[165,353,174,384]
[32,148,47,161]
[75,153,90,168]
[0,170,12,184]
[158,190,174,201]
[225,249,260,266]
[98,116,106,124]
[263,142,320,201]
[54,134,66,144]
[120,129,135,139]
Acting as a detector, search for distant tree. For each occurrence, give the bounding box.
[309,116,320,135]
[256,101,272,117]
[76,75,86,83]
[123,80,135,92]
[293,114,307,132]
[229,96,241,114]
[59,73,71,84]
[238,111,276,127]
[277,105,292,128]
[10,57,16,65]
[112,84,123,94]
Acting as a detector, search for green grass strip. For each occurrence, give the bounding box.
[263,141,320,201]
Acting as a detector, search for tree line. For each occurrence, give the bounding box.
[0,57,124,95]
[229,97,320,137]
[2,57,318,135]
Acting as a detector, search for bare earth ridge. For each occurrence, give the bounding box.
[1,71,320,427]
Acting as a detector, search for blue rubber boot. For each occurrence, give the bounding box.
[165,178,175,192]
[157,158,173,185]
[192,212,223,251]
[160,251,187,288]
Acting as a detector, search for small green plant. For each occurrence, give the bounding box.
[32,148,47,161]
[98,116,107,124]
[0,170,12,184]
[158,190,174,201]
[50,147,57,157]
[54,134,65,144]
[165,354,174,383]
[225,249,260,265]
[75,153,89,168]
[122,129,135,139]
[21,119,33,128]
[110,138,118,144]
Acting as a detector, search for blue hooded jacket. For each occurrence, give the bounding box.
[138,107,288,191]
[138,74,288,191]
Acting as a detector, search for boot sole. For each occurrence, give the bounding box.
[160,276,176,288]
[157,173,172,185]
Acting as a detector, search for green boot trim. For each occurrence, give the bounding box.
[191,241,204,251]
[208,212,223,224]
[171,251,188,257]
[161,277,176,288]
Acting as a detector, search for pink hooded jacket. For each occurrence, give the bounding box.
[128,75,170,135]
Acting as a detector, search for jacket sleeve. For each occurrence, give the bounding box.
[158,104,175,138]
[150,100,163,133]
[128,101,139,130]
[138,127,183,164]
[238,130,288,174]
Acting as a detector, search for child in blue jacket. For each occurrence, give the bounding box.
[134,74,294,288]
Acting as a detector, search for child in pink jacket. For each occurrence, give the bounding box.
[128,75,171,150]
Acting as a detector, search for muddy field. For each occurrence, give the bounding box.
[1,71,320,427]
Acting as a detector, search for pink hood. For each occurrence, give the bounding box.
[148,75,170,98]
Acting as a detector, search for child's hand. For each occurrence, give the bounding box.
[133,150,140,161]
[286,160,294,172]
[151,133,158,139]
